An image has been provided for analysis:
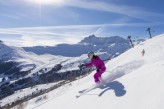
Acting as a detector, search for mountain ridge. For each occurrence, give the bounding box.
[23,35,131,57]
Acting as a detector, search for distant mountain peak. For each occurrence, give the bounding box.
[88,34,96,38]
[79,34,128,45]
[0,40,3,44]
[79,34,97,44]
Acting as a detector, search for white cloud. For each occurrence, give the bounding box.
[20,35,63,46]
[0,22,162,47]
[22,0,162,22]
[68,0,162,21]
[1,0,163,23]
[0,24,97,47]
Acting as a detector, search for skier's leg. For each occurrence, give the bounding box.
[97,66,106,83]
[94,72,103,83]
[94,72,100,83]
[94,66,106,83]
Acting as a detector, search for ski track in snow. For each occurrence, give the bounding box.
[29,83,72,109]
[103,60,144,84]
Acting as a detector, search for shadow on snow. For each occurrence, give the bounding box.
[98,81,126,97]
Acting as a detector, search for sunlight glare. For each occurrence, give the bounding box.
[29,0,64,5]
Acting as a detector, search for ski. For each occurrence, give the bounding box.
[76,83,104,98]
[76,84,96,98]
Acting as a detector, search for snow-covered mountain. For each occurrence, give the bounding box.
[23,34,131,58]
[15,34,164,109]
[80,34,128,45]
[0,40,19,60]
[0,41,89,100]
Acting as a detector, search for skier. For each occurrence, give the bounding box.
[82,52,106,83]
[141,49,145,56]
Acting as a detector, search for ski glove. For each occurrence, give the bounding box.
[78,64,86,68]
[96,68,101,72]
[81,64,86,67]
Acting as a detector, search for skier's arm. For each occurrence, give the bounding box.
[79,62,92,68]
[85,62,93,67]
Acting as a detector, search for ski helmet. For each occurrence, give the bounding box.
[87,51,94,58]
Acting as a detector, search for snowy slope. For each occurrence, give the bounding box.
[0,41,16,60]
[0,42,70,80]
[25,34,164,109]
[0,40,87,80]
[0,41,60,72]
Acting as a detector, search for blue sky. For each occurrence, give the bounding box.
[0,0,163,47]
